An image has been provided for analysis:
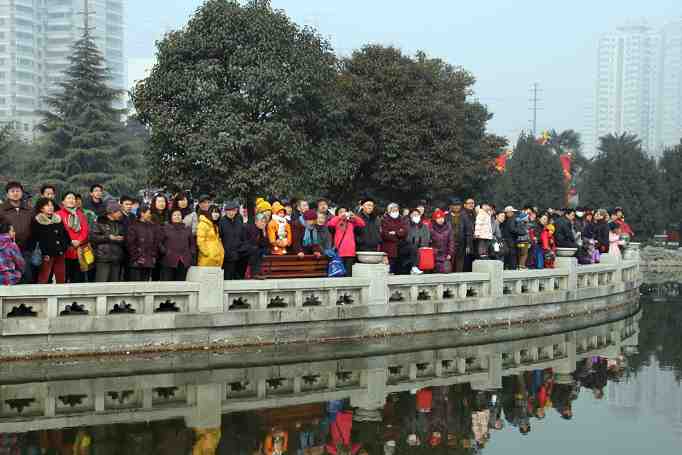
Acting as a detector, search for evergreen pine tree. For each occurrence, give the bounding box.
[37,29,145,196]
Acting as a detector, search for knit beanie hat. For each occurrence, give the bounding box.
[303,209,318,221]
[255,197,272,214]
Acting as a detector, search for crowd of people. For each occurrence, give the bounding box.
[0,180,635,286]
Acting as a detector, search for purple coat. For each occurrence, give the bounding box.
[160,223,195,268]
[127,220,162,268]
[430,222,454,273]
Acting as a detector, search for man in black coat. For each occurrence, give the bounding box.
[554,209,578,249]
[461,197,476,272]
[501,206,524,270]
[219,200,248,280]
[356,197,382,252]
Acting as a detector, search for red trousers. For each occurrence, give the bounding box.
[37,255,66,284]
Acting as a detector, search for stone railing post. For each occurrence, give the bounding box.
[187,266,224,313]
[351,368,387,421]
[472,260,504,297]
[186,383,222,429]
[555,257,578,290]
[599,253,623,282]
[353,263,389,305]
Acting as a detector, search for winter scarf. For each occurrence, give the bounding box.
[35,213,62,226]
[63,207,82,232]
[303,224,319,247]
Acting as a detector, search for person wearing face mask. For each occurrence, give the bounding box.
[381,203,408,274]
[406,208,431,274]
[196,205,225,267]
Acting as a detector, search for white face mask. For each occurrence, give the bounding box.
[411,216,421,224]
[389,212,400,219]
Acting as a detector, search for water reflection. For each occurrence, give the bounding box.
[2,296,682,454]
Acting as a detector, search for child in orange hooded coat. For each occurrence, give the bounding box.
[267,202,292,255]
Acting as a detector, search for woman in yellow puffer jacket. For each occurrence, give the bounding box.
[196,205,225,267]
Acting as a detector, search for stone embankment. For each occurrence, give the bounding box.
[640,245,682,275]
[0,255,640,360]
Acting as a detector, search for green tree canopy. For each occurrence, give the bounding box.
[492,133,566,209]
[579,133,664,238]
[659,141,682,228]
[331,45,506,205]
[36,29,145,196]
[132,0,338,206]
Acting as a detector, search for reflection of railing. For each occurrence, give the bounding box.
[0,255,641,359]
[0,312,640,433]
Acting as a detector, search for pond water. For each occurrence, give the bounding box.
[0,289,680,454]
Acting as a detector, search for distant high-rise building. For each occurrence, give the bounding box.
[0,0,126,140]
[655,19,682,153]
[593,23,660,156]
[593,20,682,158]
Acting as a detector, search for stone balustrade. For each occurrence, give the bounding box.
[0,254,641,359]
[0,311,640,432]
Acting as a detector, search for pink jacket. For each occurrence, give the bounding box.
[327,215,366,258]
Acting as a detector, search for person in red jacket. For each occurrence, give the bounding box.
[326,410,361,455]
[327,207,366,277]
[57,192,89,283]
[541,224,557,269]
[381,203,408,274]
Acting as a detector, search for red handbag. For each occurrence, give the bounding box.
[418,247,435,271]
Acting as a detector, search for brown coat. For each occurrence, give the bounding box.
[380,215,408,258]
[0,200,34,251]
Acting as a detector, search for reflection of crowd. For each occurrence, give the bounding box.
[0,357,627,455]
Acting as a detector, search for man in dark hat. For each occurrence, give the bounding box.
[91,200,126,282]
[356,196,382,253]
[219,200,248,280]
[447,197,466,272]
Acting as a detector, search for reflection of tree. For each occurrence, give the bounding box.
[626,299,682,381]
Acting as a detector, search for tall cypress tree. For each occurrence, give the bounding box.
[37,29,145,196]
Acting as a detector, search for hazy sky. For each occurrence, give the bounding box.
[127,0,680,142]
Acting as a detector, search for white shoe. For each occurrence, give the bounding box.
[411,267,423,275]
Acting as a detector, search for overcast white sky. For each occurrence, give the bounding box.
[126,1,681,142]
